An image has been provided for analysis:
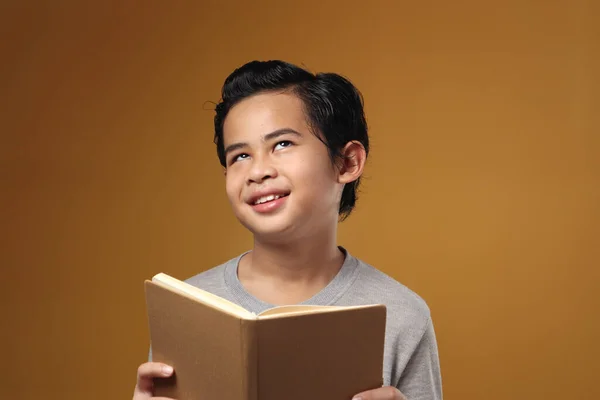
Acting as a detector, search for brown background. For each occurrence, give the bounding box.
[1,1,598,399]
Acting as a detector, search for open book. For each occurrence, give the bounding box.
[145,272,387,400]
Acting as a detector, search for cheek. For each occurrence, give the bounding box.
[224,174,242,203]
[293,157,338,197]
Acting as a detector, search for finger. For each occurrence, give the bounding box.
[352,385,406,400]
[137,362,174,379]
[134,362,174,395]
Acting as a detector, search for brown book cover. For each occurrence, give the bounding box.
[145,273,387,400]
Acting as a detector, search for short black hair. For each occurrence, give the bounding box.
[213,60,369,221]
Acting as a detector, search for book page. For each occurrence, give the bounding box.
[257,304,378,319]
[151,273,256,320]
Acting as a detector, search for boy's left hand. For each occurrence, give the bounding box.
[352,385,407,400]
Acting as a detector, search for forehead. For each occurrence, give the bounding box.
[222,92,309,145]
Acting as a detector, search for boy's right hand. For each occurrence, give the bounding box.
[133,362,175,400]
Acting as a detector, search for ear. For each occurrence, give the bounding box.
[337,141,366,184]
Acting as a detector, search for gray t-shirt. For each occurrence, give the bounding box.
[178,247,443,400]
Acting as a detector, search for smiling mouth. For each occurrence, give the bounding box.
[252,193,289,205]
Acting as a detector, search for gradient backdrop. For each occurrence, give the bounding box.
[1,1,598,399]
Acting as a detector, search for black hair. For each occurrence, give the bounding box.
[213,60,369,221]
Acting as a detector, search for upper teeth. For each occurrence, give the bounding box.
[254,194,283,205]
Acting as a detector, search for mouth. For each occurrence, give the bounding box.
[250,192,290,206]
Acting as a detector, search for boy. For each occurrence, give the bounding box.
[133,60,442,400]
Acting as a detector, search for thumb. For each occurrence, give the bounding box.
[352,385,406,400]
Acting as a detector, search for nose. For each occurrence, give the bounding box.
[247,155,277,184]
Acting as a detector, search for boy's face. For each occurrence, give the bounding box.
[221,92,343,241]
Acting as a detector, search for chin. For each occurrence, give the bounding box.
[238,214,296,241]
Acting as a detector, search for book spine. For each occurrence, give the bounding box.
[240,319,258,400]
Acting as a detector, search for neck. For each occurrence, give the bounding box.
[245,227,344,285]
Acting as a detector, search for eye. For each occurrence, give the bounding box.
[274,140,293,150]
[230,153,249,164]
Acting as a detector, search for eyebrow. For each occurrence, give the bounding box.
[223,128,302,158]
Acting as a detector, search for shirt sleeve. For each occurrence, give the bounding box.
[396,317,443,400]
